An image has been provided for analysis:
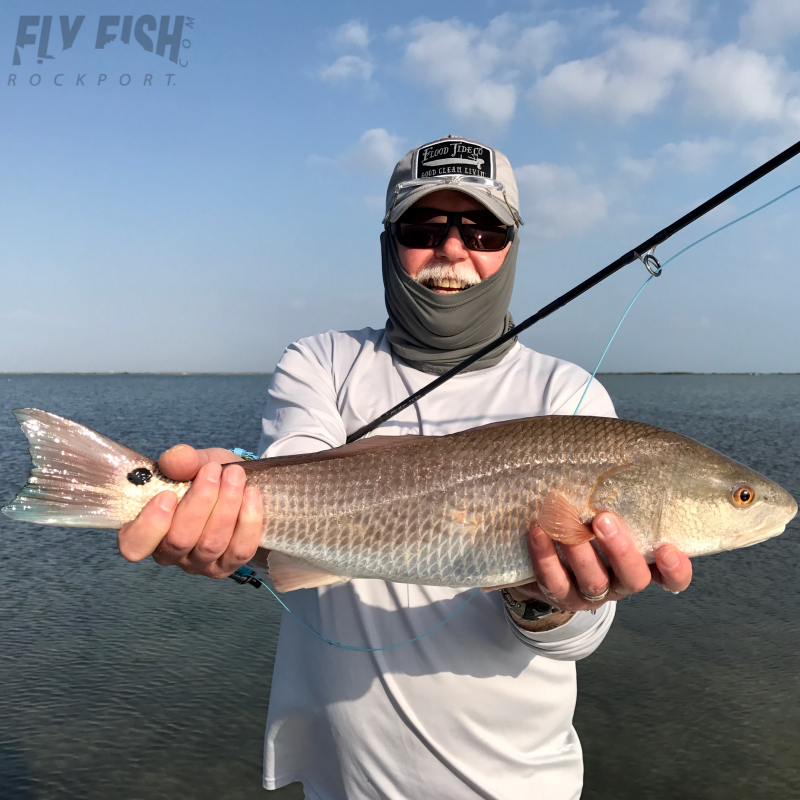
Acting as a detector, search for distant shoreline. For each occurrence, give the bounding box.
[1,372,799,377]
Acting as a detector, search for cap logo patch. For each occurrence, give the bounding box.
[415,139,494,180]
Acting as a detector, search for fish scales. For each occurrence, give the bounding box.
[251,416,661,587]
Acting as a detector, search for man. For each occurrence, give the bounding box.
[118,136,692,799]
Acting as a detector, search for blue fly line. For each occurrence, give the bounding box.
[573,182,800,415]
[234,565,480,653]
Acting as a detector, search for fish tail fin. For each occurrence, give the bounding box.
[2,408,186,529]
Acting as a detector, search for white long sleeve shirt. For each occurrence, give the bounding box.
[258,327,617,800]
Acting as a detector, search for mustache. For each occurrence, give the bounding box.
[412,263,482,290]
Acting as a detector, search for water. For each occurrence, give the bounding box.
[1,374,798,800]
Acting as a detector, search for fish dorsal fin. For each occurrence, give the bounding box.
[538,490,595,545]
[234,435,426,471]
[267,551,351,593]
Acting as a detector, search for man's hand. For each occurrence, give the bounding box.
[507,512,692,631]
[117,445,263,578]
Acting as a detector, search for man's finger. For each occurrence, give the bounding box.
[158,446,241,482]
[561,540,610,600]
[217,486,263,575]
[591,512,651,596]
[653,545,692,593]
[188,464,247,566]
[117,491,178,562]
[526,526,575,608]
[159,461,222,558]
[158,444,201,481]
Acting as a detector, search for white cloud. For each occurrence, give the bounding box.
[531,33,692,121]
[570,4,620,29]
[320,55,374,84]
[744,130,800,164]
[617,137,734,184]
[639,0,694,27]
[658,137,733,173]
[618,156,657,181]
[310,129,403,175]
[484,15,565,74]
[740,0,800,51]
[515,163,607,239]
[685,45,795,123]
[401,16,563,126]
[332,20,370,50]
[341,129,403,174]
[403,19,515,126]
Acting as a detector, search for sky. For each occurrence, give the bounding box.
[1,0,799,373]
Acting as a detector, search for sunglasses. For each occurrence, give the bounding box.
[391,208,514,252]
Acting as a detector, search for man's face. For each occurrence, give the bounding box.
[395,189,511,295]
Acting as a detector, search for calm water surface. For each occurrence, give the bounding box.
[1,374,798,800]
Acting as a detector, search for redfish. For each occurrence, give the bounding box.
[3,409,796,592]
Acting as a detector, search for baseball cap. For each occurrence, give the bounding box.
[383,136,523,228]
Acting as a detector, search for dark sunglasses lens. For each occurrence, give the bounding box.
[461,224,509,251]
[397,220,447,248]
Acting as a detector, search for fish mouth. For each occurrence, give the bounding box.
[729,523,788,550]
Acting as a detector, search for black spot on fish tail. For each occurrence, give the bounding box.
[127,467,153,485]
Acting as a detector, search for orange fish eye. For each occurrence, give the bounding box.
[732,485,755,507]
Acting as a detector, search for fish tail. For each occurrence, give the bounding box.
[2,408,187,529]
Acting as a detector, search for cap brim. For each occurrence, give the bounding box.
[389,184,516,226]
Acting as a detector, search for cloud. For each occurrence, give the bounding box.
[658,137,733,173]
[320,55,374,84]
[617,136,734,184]
[403,19,515,126]
[743,129,800,164]
[401,16,563,126]
[332,20,370,50]
[639,0,694,27]
[515,163,607,239]
[685,45,796,123]
[740,0,800,52]
[485,16,565,74]
[309,129,402,175]
[531,33,692,122]
[341,129,403,174]
[618,156,657,182]
[570,4,620,29]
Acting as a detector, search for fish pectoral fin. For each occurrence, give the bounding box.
[267,551,351,593]
[538,490,595,545]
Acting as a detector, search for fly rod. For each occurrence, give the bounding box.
[346,137,800,444]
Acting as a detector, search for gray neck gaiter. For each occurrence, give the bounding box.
[382,231,518,374]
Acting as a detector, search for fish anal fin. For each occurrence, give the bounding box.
[267,551,351,593]
[538,490,595,545]
[481,577,535,592]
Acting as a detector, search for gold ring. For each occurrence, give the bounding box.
[580,586,610,603]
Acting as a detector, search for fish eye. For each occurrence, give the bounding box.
[731,485,755,507]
